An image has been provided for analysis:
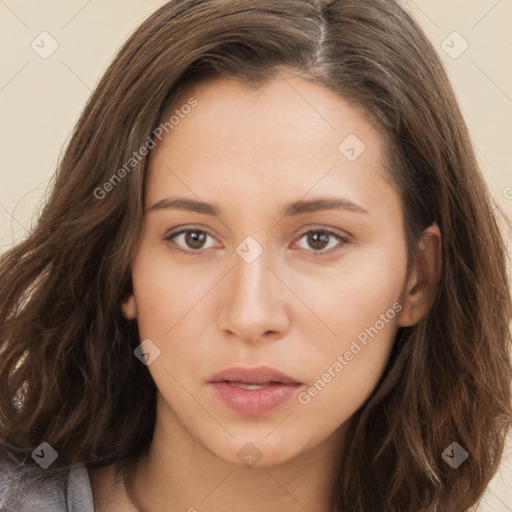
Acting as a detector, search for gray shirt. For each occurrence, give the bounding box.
[0,453,95,511]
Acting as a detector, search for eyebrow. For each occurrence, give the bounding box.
[147,196,369,216]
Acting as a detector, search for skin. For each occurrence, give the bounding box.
[90,69,441,512]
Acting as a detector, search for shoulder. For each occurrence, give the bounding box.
[0,451,94,512]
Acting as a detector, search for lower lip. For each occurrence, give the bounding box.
[208,382,301,415]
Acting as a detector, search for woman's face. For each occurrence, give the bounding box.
[123,71,422,467]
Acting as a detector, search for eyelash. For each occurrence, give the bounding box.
[163,227,351,256]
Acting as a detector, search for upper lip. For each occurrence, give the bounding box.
[207,366,301,385]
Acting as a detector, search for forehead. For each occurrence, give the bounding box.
[161,72,378,146]
[145,73,396,218]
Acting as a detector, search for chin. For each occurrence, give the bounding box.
[202,432,309,469]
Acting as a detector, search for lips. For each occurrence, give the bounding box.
[207,366,302,416]
[208,366,301,385]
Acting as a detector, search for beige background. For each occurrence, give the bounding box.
[0,0,511,509]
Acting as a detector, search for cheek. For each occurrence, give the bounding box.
[130,243,210,338]
[129,245,222,386]
[292,244,406,413]
[298,240,406,346]
[294,300,399,432]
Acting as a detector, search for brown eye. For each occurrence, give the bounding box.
[164,229,215,253]
[306,231,331,250]
[295,229,350,255]
[184,230,207,249]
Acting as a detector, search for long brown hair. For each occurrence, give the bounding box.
[1,1,510,510]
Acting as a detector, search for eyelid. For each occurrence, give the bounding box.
[292,224,353,242]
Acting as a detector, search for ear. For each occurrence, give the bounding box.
[398,223,442,327]
[121,294,138,319]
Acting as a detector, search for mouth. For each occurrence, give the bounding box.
[223,382,285,390]
[208,365,301,385]
[207,366,302,415]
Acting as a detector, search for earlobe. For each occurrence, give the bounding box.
[397,223,442,328]
[121,294,138,319]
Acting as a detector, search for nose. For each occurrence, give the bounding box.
[216,240,290,344]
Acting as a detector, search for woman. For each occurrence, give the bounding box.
[0,0,510,510]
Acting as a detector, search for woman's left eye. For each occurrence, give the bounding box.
[164,227,350,255]
[293,229,350,255]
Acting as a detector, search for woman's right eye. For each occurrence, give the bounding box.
[164,228,217,253]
